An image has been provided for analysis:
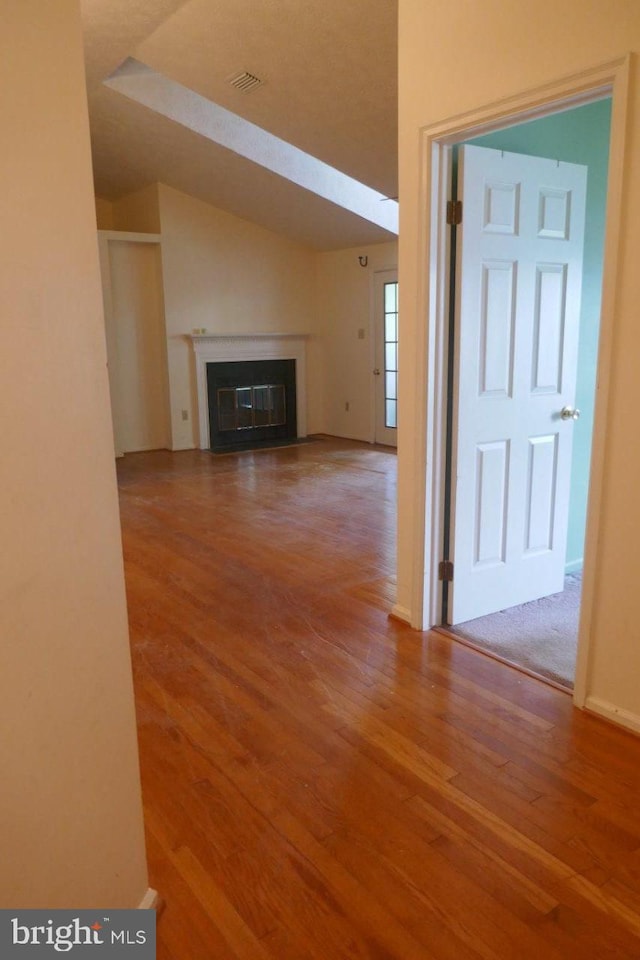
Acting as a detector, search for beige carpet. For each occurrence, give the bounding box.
[450,573,582,688]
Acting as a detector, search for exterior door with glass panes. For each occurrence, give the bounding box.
[373,270,398,446]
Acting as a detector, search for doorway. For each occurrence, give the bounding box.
[441,100,611,688]
[373,269,399,447]
[98,232,170,458]
[407,55,629,711]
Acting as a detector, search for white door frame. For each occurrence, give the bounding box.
[98,231,166,458]
[407,55,630,710]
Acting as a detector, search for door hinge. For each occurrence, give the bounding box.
[438,560,454,582]
[446,200,462,226]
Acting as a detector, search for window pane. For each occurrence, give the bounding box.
[385,341,397,372]
[385,314,397,342]
[385,371,397,401]
[385,399,397,429]
[384,282,397,313]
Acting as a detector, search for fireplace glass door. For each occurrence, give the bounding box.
[206,359,297,451]
[218,384,286,432]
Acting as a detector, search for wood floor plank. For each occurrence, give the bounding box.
[145,830,239,960]
[117,441,640,959]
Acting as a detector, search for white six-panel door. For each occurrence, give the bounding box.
[449,145,587,624]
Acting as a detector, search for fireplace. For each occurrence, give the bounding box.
[189,332,309,451]
[206,358,297,451]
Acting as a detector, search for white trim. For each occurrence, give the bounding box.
[584,697,640,737]
[408,133,452,629]
[565,559,584,576]
[417,57,625,145]
[426,143,453,630]
[189,333,309,450]
[98,230,162,244]
[97,233,122,458]
[137,887,160,910]
[573,56,631,708]
[411,57,630,722]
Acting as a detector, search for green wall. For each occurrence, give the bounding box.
[468,98,612,573]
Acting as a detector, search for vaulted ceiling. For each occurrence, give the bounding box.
[81,0,398,249]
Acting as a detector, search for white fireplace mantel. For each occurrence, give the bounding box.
[188,332,309,450]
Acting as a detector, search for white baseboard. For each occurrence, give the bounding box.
[584,696,640,736]
[565,558,584,575]
[138,887,160,910]
[390,603,412,624]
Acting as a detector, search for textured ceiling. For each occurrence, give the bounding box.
[81,0,398,250]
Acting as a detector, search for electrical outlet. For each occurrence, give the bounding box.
[181,409,189,421]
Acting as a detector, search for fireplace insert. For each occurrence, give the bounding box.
[206,358,297,451]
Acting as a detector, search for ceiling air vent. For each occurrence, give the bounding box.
[227,70,264,94]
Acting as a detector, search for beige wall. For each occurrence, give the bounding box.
[315,242,398,441]
[95,196,114,230]
[113,183,162,234]
[0,0,148,907]
[156,184,320,448]
[398,0,640,727]
[98,181,397,450]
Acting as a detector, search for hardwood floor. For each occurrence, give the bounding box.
[117,438,640,959]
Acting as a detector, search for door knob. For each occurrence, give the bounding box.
[560,406,580,421]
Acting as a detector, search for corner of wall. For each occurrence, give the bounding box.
[95,196,114,231]
[113,183,162,233]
